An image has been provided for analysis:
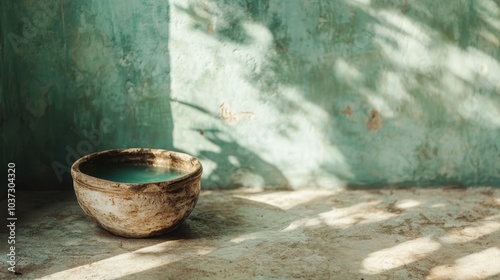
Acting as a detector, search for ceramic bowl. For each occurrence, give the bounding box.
[71,148,202,238]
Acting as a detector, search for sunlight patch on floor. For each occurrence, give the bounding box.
[440,219,500,244]
[361,237,441,275]
[428,247,500,280]
[235,189,339,210]
[317,202,396,227]
[284,200,397,231]
[37,241,213,280]
[394,199,421,209]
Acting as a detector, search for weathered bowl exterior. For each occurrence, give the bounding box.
[71,148,202,238]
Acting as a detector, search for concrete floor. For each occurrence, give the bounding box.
[1,187,499,280]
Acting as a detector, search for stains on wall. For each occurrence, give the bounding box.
[366,110,383,131]
[342,106,353,117]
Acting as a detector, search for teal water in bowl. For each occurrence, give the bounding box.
[86,164,188,183]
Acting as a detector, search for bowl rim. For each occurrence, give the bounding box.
[71,148,203,193]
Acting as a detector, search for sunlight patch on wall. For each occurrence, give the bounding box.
[459,95,500,127]
[254,85,352,187]
[477,0,500,31]
[362,88,396,118]
[442,48,500,127]
[335,58,363,83]
[372,10,435,72]
[375,71,413,118]
[445,47,500,88]
[349,0,372,5]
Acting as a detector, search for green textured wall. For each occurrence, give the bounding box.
[1,0,174,188]
[2,0,500,190]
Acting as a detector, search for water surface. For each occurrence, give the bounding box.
[86,164,188,183]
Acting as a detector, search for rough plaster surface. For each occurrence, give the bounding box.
[2,0,500,189]
[0,188,499,279]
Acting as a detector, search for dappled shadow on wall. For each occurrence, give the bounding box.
[309,0,500,187]
[170,0,352,189]
[170,97,290,189]
[194,128,289,189]
[170,0,500,188]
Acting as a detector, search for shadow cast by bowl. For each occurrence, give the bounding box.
[152,190,292,241]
